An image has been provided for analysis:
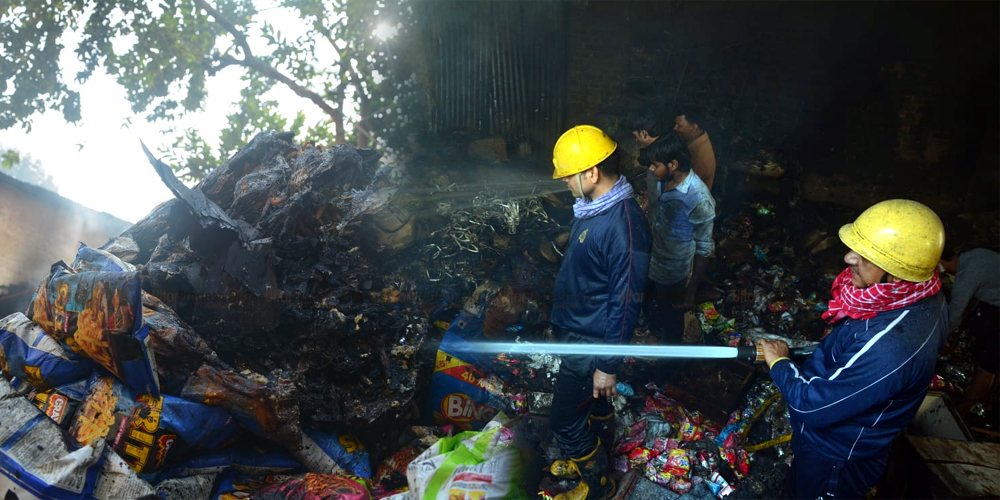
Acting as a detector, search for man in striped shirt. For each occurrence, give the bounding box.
[757,200,948,499]
[640,135,715,344]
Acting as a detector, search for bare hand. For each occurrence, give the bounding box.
[593,369,617,400]
[632,130,657,149]
[757,338,790,368]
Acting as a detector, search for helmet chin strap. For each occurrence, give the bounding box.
[576,172,586,200]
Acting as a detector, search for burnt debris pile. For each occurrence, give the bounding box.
[115,131,432,436]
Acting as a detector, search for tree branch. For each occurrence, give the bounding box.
[193,0,253,58]
[208,55,242,75]
[246,58,344,124]
[194,0,343,124]
[312,18,341,55]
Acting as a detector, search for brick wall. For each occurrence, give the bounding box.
[566,2,630,128]
[0,174,132,288]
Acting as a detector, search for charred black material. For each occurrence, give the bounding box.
[113,132,429,447]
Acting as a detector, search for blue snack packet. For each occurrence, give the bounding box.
[0,312,97,390]
[69,374,241,475]
[295,426,372,478]
[27,261,160,395]
[30,377,90,428]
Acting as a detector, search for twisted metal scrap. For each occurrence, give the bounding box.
[426,187,555,260]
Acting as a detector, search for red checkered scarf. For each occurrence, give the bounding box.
[822,267,942,323]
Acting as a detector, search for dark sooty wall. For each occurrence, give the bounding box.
[564,1,998,213]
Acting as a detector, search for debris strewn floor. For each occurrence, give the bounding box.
[0,134,995,499]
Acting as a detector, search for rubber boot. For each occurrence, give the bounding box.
[549,459,581,479]
[553,440,615,500]
[589,412,616,462]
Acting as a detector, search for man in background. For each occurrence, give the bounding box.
[940,246,1000,416]
[673,110,717,191]
[640,135,715,343]
[631,115,669,223]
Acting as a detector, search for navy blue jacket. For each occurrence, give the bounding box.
[551,199,652,373]
[770,293,947,461]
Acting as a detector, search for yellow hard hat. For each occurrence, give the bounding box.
[838,199,945,282]
[552,125,617,179]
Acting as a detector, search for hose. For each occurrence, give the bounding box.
[744,433,793,452]
[740,392,794,452]
[970,426,1000,438]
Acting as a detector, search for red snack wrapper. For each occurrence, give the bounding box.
[643,396,670,416]
[663,448,690,478]
[644,455,672,486]
[767,301,789,313]
[929,374,954,392]
[736,448,750,476]
[661,405,687,426]
[628,447,654,469]
[721,431,740,450]
[652,437,681,454]
[699,303,721,323]
[616,433,645,456]
[686,411,704,425]
[679,420,704,442]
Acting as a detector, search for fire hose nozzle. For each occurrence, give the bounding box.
[737,344,818,364]
[736,345,766,364]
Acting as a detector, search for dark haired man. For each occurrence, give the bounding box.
[641,135,715,343]
[631,115,669,223]
[632,115,667,150]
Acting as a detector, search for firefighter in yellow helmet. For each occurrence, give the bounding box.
[545,126,651,500]
[757,200,947,499]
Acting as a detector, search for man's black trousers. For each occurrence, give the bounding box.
[788,439,887,499]
[550,335,614,459]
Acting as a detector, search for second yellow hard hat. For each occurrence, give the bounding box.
[838,199,945,282]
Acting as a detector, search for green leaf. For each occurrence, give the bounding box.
[1,149,21,169]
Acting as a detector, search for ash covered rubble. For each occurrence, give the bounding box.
[0,131,452,499]
[119,131,435,438]
[353,155,861,498]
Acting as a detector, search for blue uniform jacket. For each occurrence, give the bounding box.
[551,198,652,373]
[770,293,948,461]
